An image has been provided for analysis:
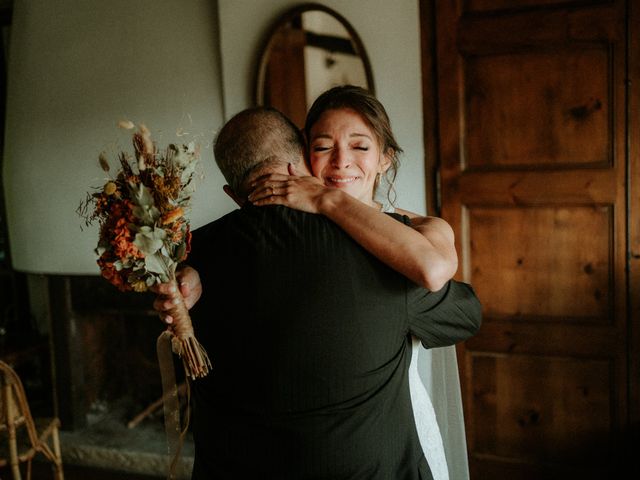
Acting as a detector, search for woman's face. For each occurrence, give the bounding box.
[308,108,390,206]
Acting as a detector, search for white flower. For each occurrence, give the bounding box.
[118,120,135,129]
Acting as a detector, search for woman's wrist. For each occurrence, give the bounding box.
[317,188,349,216]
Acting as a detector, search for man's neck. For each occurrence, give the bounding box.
[245,164,289,185]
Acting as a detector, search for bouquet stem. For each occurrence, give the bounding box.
[164,278,211,380]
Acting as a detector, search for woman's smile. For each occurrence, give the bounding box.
[325,175,359,186]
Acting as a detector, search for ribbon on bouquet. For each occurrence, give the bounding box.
[156,278,211,479]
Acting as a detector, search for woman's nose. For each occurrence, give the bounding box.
[331,147,351,167]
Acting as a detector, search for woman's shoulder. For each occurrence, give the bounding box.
[383,203,428,218]
[394,207,451,226]
[391,207,455,236]
[393,206,417,218]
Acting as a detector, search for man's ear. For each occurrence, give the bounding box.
[223,185,245,207]
[290,161,312,177]
[289,150,312,177]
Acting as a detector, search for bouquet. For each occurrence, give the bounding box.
[78,121,211,380]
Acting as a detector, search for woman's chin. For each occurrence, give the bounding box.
[322,180,375,205]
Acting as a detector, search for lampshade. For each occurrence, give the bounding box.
[2,0,235,274]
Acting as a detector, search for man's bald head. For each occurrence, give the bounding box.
[214,107,305,197]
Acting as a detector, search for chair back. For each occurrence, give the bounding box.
[0,360,40,447]
[0,360,64,480]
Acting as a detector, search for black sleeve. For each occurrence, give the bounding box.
[407,280,482,348]
[183,220,217,273]
[181,222,217,323]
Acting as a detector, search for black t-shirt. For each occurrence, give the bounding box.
[187,205,481,479]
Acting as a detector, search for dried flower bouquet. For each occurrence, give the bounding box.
[78,121,211,379]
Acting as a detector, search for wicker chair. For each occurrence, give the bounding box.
[0,360,64,480]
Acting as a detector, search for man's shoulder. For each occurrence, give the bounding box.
[190,213,226,243]
[212,205,333,227]
[194,208,238,230]
[192,205,336,240]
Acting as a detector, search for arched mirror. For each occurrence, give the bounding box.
[255,3,374,129]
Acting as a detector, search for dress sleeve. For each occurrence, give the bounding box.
[407,280,482,348]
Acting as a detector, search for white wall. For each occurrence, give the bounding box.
[3,0,425,275]
[218,0,425,212]
[3,0,233,274]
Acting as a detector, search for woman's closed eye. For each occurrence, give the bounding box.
[351,142,370,151]
[312,144,332,152]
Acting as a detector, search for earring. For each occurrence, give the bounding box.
[375,173,382,188]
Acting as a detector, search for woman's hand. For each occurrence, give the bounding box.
[248,171,335,214]
[151,265,202,324]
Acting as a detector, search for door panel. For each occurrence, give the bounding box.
[465,47,610,168]
[468,205,612,321]
[429,0,629,477]
[471,353,611,462]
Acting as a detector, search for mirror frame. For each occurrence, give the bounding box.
[254,2,375,107]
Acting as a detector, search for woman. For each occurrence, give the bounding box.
[249,86,456,291]
[245,85,468,480]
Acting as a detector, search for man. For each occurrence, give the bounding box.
[159,107,481,479]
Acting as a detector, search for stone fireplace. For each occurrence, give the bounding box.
[33,274,194,478]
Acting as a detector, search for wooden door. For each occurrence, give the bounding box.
[426,0,634,477]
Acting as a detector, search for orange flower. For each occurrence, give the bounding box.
[97,255,129,292]
[161,207,183,225]
[114,238,142,259]
[94,195,110,215]
[111,217,144,259]
[167,220,184,243]
[169,231,183,244]
[106,199,134,223]
[182,228,192,260]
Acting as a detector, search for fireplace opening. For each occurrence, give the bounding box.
[25,274,196,477]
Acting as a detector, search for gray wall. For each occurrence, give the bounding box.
[3,0,425,274]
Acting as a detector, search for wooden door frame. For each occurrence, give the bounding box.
[418,0,476,459]
[419,0,440,219]
[628,0,640,430]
